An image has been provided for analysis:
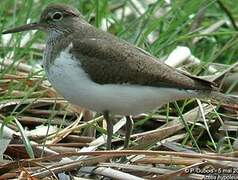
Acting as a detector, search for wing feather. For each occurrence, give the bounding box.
[71,36,215,90]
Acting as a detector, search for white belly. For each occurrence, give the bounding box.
[44,50,197,115]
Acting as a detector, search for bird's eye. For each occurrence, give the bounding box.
[51,12,63,21]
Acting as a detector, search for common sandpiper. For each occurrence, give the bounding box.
[3,4,237,150]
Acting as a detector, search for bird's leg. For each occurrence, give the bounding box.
[103,110,113,150]
[124,116,134,149]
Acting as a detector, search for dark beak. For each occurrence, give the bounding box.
[2,22,41,34]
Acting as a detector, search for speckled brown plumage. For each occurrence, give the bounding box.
[70,29,215,90]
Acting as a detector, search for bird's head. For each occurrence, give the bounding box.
[3,4,84,37]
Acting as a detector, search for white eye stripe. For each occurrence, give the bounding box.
[51,11,63,21]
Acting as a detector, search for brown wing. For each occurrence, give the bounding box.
[71,36,215,90]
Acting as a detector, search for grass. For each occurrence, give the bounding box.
[1,0,238,179]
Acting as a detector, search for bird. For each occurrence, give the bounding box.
[2,3,237,150]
